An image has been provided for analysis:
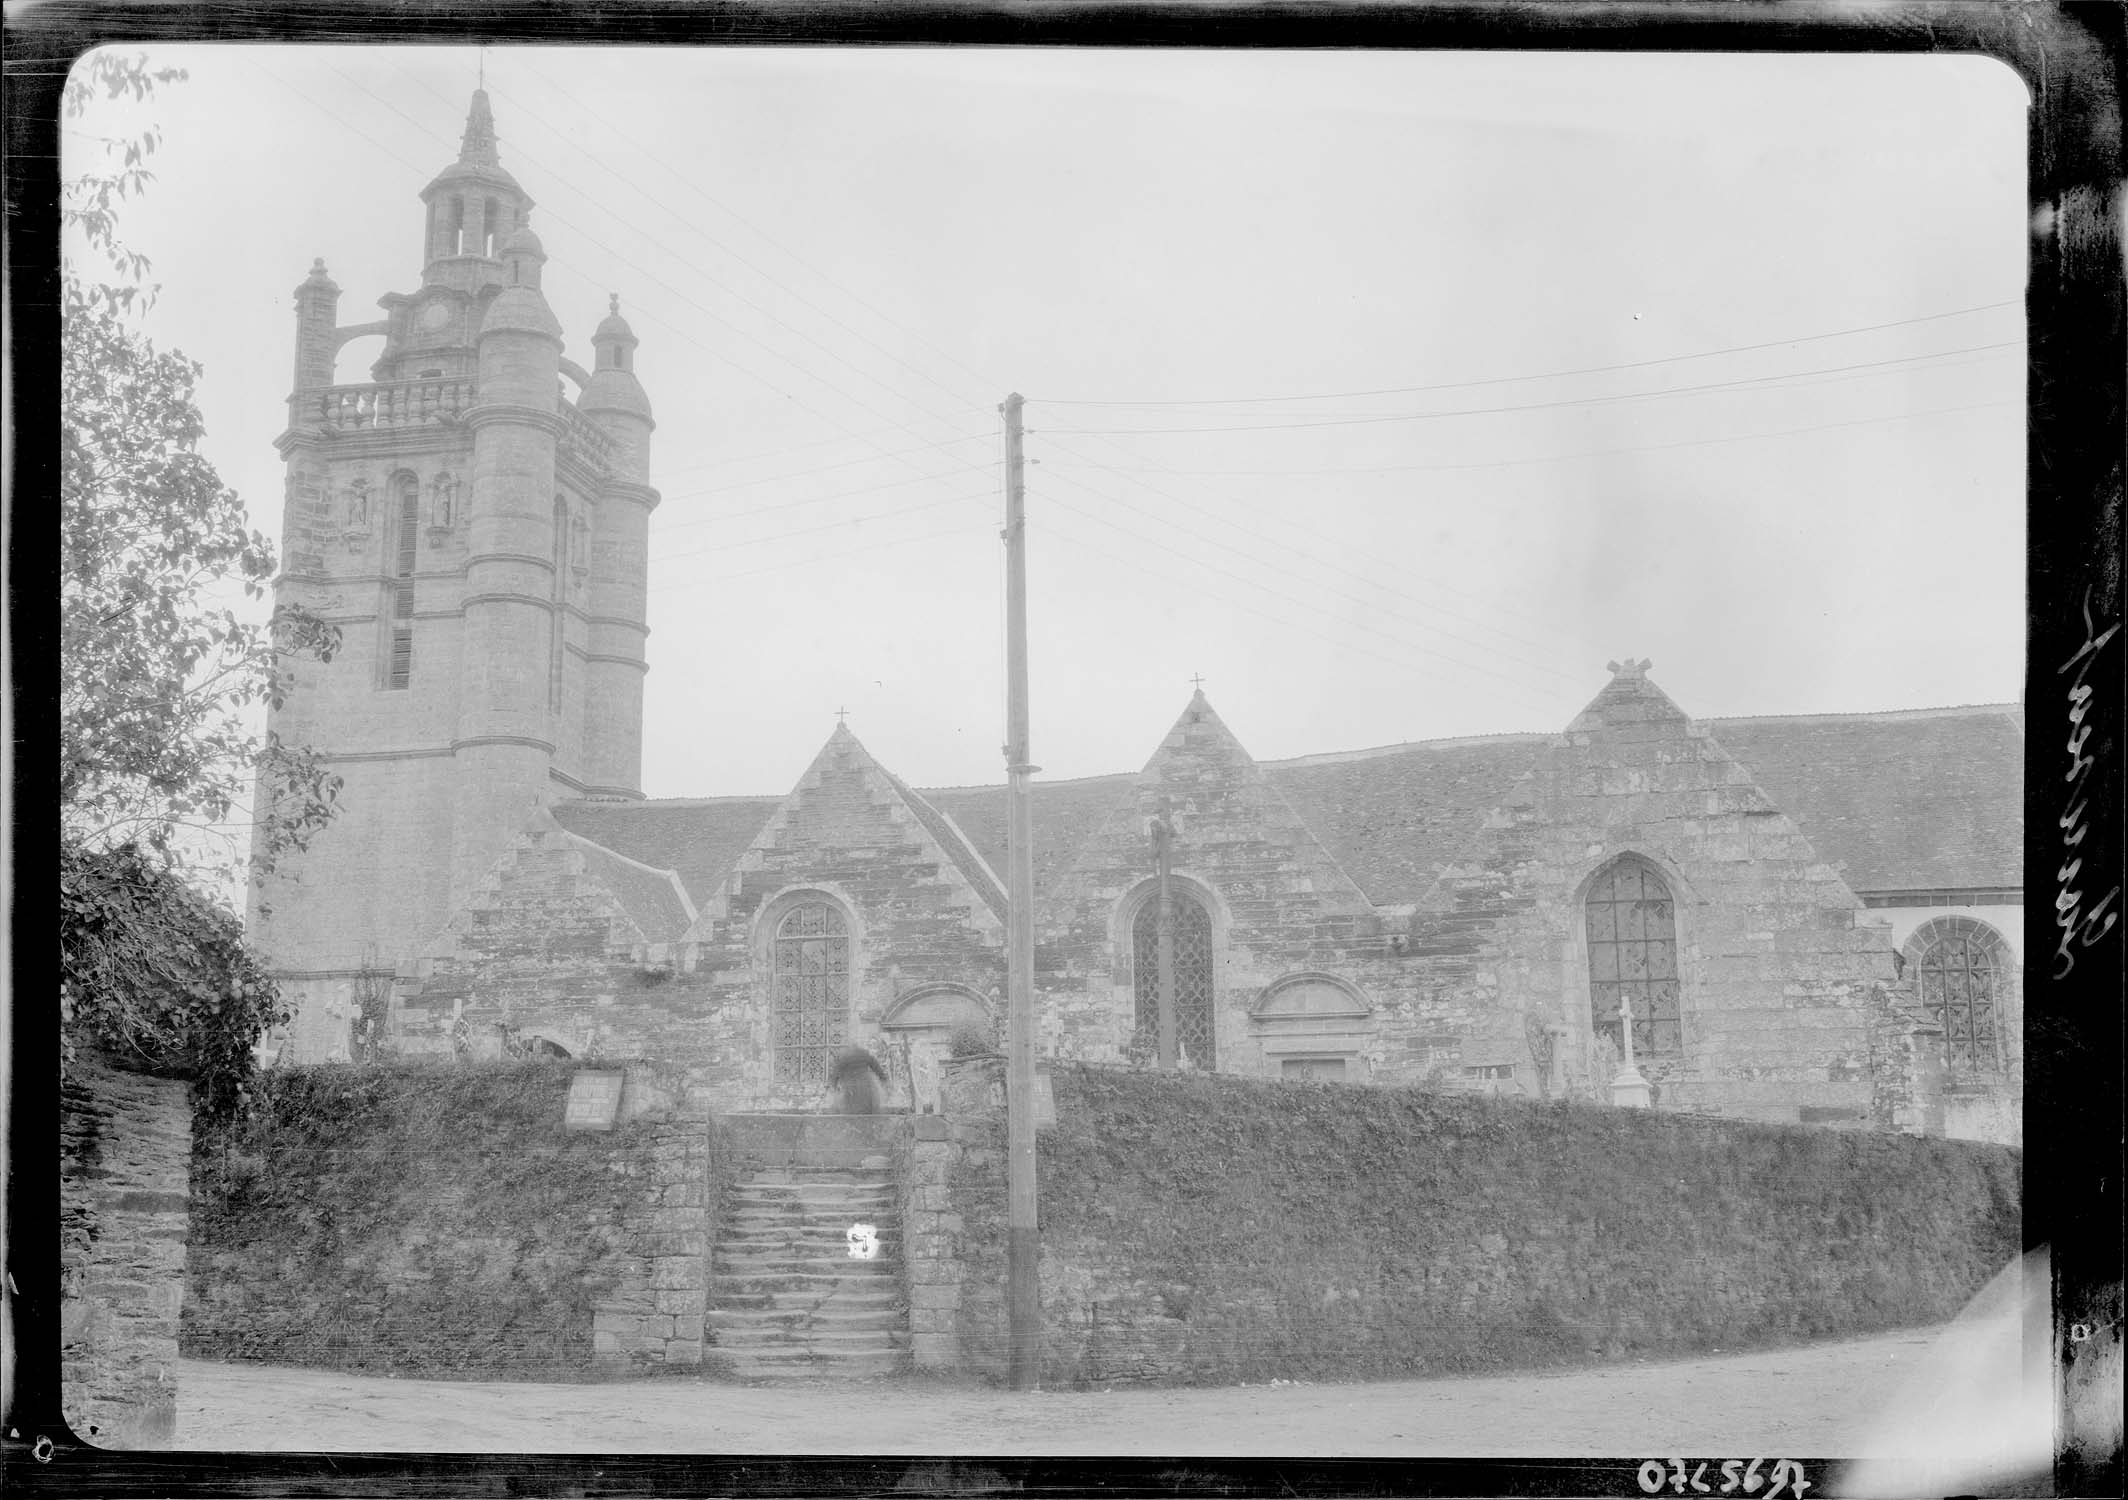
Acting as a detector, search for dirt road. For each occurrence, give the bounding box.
[173,1325,1971,1457]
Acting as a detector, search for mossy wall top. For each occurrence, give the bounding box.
[959,1066,2021,1386]
[184,1062,684,1379]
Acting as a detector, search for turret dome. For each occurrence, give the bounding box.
[480,283,562,341]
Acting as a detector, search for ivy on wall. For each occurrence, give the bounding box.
[976,1065,2022,1387]
[60,840,286,1122]
[186,1062,657,1378]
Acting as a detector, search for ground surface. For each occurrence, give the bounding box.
[171,1325,1991,1458]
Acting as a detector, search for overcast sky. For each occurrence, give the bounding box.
[67,44,2028,800]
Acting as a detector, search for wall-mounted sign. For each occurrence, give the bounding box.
[564,1069,625,1131]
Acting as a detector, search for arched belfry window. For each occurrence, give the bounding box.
[1586,857,1681,1056]
[1132,890,1216,1069]
[1908,918,2007,1069]
[773,901,850,1088]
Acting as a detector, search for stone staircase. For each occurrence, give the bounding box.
[707,1115,908,1380]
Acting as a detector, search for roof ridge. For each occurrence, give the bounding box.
[1707,702,2022,727]
[556,827,688,882]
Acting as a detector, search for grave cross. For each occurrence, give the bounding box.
[1618,994,1637,1074]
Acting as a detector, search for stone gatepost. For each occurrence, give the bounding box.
[60,1053,194,1447]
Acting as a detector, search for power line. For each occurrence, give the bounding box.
[1045,395,2022,479]
[658,460,998,536]
[328,64,999,498]
[1038,465,1582,687]
[1034,342,2024,436]
[1037,482,1555,700]
[651,509,996,587]
[657,488,999,565]
[1027,301,2023,407]
[505,54,1007,420]
[654,431,995,507]
[1037,504,1559,714]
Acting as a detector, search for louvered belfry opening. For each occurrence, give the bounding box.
[1132,891,1217,1070]
[387,476,418,689]
[1586,857,1682,1056]
[773,901,850,1088]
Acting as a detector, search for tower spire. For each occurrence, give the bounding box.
[459,86,499,168]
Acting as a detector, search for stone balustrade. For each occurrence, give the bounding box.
[306,377,472,432]
[558,401,617,475]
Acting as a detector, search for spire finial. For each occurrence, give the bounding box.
[836,705,849,726]
[459,84,499,168]
[610,292,620,316]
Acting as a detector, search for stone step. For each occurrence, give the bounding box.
[714,1265,898,1285]
[719,1347,908,1378]
[715,1225,898,1242]
[710,1323,909,1348]
[713,1282,902,1307]
[723,1191,889,1208]
[709,1302,903,1326]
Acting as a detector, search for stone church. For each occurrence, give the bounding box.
[254,92,2025,1147]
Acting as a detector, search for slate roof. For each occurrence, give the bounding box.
[1703,705,2025,892]
[879,770,1009,918]
[561,831,696,944]
[552,797,775,908]
[551,703,2023,913]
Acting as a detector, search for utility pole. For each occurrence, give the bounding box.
[1001,392,1040,1390]
[1152,798,1177,1069]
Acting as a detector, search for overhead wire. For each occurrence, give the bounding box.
[336,64,1000,498]
[1032,342,2026,435]
[1035,463,1582,688]
[1047,396,2023,478]
[1027,299,2023,407]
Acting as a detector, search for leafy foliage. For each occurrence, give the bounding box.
[61,50,342,884]
[59,53,338,1114]
[60,841,288,1120]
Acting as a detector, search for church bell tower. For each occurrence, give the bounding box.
[257,89,658,1061]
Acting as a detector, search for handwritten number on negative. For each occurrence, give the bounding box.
[1638,1460,1808,1498]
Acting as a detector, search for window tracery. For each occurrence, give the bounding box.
[1586,857,1681,1056]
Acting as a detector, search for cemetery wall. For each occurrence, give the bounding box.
[953,1064,2020,1386]
[184,1061,714,1378]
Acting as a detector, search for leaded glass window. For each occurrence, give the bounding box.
[772,902,849,1088]
[1132,891,1216,1069]
[1913,921,2002,1069]
[1586,858,1681,1056]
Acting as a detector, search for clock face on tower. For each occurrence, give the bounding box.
[419,300,452,334]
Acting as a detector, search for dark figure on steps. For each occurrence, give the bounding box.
[826,1045,888,1114]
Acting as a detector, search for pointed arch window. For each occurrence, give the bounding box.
[1586,857,1681,1056]
[1132,891,1217,1069]
[1908,918,2006,1069]
[773,901,850,1088]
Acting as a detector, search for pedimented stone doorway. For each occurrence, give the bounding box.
[879,984,995,1113]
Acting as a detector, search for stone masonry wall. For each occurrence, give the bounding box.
[951,1064,2020,1388]
[186,1062,709,1378]
[61,1058,192,1448]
